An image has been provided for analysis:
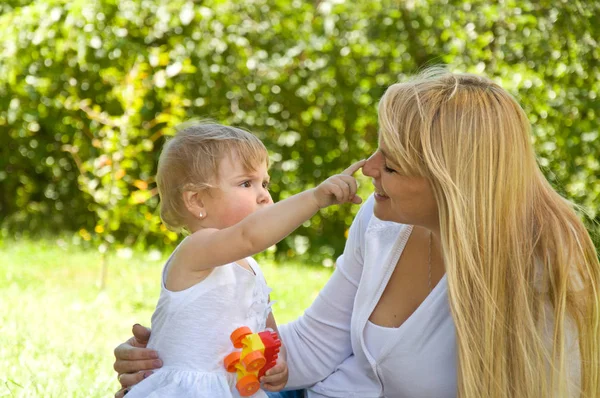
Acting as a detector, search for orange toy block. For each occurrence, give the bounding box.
[223,326,282,397]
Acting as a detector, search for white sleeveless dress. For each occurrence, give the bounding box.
[126,247,273,398]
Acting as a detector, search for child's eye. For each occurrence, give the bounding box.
[241,181,252,188]
[262,181,270,190]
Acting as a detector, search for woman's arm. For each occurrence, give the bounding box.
[113,324,161,397]
[279,196,373,389]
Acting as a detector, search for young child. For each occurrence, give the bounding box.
[125,123,364,398]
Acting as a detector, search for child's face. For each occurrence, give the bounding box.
[203,152,273,229]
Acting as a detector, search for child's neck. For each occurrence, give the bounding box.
[187,222,203,234]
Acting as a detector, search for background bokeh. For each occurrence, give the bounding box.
[1,1,599,397]
[1,0,599,263]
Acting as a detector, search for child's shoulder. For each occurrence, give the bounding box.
[164,237,216,291]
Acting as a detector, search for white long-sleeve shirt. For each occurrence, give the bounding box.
[279,195,582,398]
[279,196,457,398]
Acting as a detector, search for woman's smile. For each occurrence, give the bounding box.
[374,191,389,201]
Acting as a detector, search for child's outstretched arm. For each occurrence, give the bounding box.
[179,160,366,273]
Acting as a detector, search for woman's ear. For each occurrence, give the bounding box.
[182,190,207,220]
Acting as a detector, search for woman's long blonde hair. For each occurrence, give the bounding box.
[379,67,600,397]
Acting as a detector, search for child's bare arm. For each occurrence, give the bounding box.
[177,160,365,273]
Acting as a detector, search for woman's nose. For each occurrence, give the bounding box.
[362,152,380,178]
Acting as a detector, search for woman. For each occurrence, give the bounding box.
[114,68,600,397]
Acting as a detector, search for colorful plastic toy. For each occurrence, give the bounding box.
[223,326,282,396]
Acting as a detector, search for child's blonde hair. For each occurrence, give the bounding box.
[156,123,269,231]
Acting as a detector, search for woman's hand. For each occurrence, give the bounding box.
[113,324,162,397]
[260,356,289,392]
[312,160,366,208]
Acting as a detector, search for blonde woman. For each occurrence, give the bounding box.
[114,69,599,397]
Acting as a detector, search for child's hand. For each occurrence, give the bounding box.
[260,357,289,392]
[312,159,366,208]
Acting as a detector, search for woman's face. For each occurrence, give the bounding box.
[362,144,439,229]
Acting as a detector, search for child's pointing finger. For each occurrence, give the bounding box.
[341,159,367,176]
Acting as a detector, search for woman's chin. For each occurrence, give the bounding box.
[373,203,406,224]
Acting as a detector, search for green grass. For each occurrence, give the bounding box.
[0,240,333,397]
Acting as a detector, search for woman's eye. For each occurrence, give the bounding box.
[384,165,396,173]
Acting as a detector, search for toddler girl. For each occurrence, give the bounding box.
[125,123,364,397]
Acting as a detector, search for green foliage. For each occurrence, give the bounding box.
[1,0,598,261]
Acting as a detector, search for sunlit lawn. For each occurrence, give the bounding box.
[0,240,333,397]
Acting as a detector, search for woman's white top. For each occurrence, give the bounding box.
[281,195,581,397]
[363,321,399,360]
[127,245,273,398]
[280,195,457,398]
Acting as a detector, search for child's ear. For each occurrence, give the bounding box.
[182,190,206,220]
